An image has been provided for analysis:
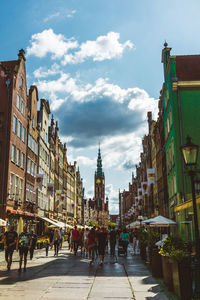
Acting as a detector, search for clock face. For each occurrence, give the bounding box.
[96,179,101,184]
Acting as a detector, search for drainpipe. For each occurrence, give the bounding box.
[1,77,11,220]
[177,86,187,200]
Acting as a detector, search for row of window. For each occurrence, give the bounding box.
[26,183,36,203]
[42,128,48,144]
[9,174,23,201]
[11,145,25,169]
[165,108,173,139]
[39,145,49,164]
[27,158,37,177]
[166,138,175,173]
[38,167,49,188]
[38,191,48,210]
[13,115,26,143]
[28,134,38,155]
[168,173,177,198]
[16,94,25,116]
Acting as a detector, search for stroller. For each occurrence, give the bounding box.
[118,239,126,256]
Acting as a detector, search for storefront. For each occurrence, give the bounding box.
[7,209,38,234]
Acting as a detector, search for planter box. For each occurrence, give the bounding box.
[162,256,174,292]
[151,249,163,278]
[172,259,192,300]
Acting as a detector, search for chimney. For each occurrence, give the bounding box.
[18,49,26,61]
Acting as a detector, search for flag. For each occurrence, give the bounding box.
[147,168,156,186]
[47,183,54,196]
[35,174,43,190]
[141,182,148,195]
[55,190,62,201]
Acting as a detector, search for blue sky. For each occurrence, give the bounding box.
[1,0,200,213]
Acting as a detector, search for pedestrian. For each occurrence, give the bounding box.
[17,225,32,272]
[83,228,89,257]
[97,227,107,266]
[87,227,97,265]
[59,228,64,249]
[3,225,18,271]
[93,226,98,258]
[29,230,37,260]
[133,229,138,255]
[71,226,79,256]
[53,230,60,256]
[120,228,129,257]
[79,229,84,256]
[109,226,117,257]
[45,238,50,256]
[48,230,54,249]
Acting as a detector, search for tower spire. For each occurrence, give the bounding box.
[96,143,103,176]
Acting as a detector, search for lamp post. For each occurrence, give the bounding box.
[181,136,200,298]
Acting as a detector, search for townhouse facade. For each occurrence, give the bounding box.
[120,44,200,243]
[0,50,86,234]
[0,50,28,231]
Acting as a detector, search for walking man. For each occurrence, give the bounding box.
[97,227,107,266]
[3,225,18,271]
[17,225,32,272]
[109,227,117,257]
[72,226,79,256]
[30,230,37,260]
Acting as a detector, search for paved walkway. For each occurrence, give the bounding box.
[0,243,171,300]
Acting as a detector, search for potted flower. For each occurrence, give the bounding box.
[159,236,192,298]
[147,231,162,278]
[169,246,192,300]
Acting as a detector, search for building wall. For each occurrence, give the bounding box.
[38,100,50,217]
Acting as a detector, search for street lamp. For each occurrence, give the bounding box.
[181,135,200,298]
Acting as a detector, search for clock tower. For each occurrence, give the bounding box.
[94,144,105,212]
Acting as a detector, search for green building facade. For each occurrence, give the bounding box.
[161,43,200,241]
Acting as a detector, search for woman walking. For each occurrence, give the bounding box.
[53,230,60,256]
[87,227,96,265]
[120,228,129,257]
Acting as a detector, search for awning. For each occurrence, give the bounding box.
[142,215,176,227]
[8,209,38,217]
[126,221,140,228]
[51,219,73,229]
[39,216,60,227]
[0,218,6,226]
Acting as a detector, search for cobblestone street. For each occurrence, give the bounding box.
[0,243,170,300]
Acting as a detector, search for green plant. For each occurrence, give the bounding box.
[148,230,160,248]
[138,228,148,245]
[170,249,190,262]
[159,235,190,261]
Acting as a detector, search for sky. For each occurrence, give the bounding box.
[1,0,200,214]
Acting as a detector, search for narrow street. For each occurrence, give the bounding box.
[0,243,170,300]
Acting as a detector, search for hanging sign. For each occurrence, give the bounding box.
[55,190,62,201]
[141,182,148,195]
[147,168,156,186]
[35,174,43,190]
[47,183,54,196]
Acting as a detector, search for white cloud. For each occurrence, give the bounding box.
[33,63,62,78]
[27,30,133,64]
[105,184,119,213]
[44,9,77,22]
[44,12,60,23]
[66,9,76,18]
[76,156,96,167]
[27,29,78,59]
[62,32,133,65]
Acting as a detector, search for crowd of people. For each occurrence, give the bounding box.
[1,224,139,272]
